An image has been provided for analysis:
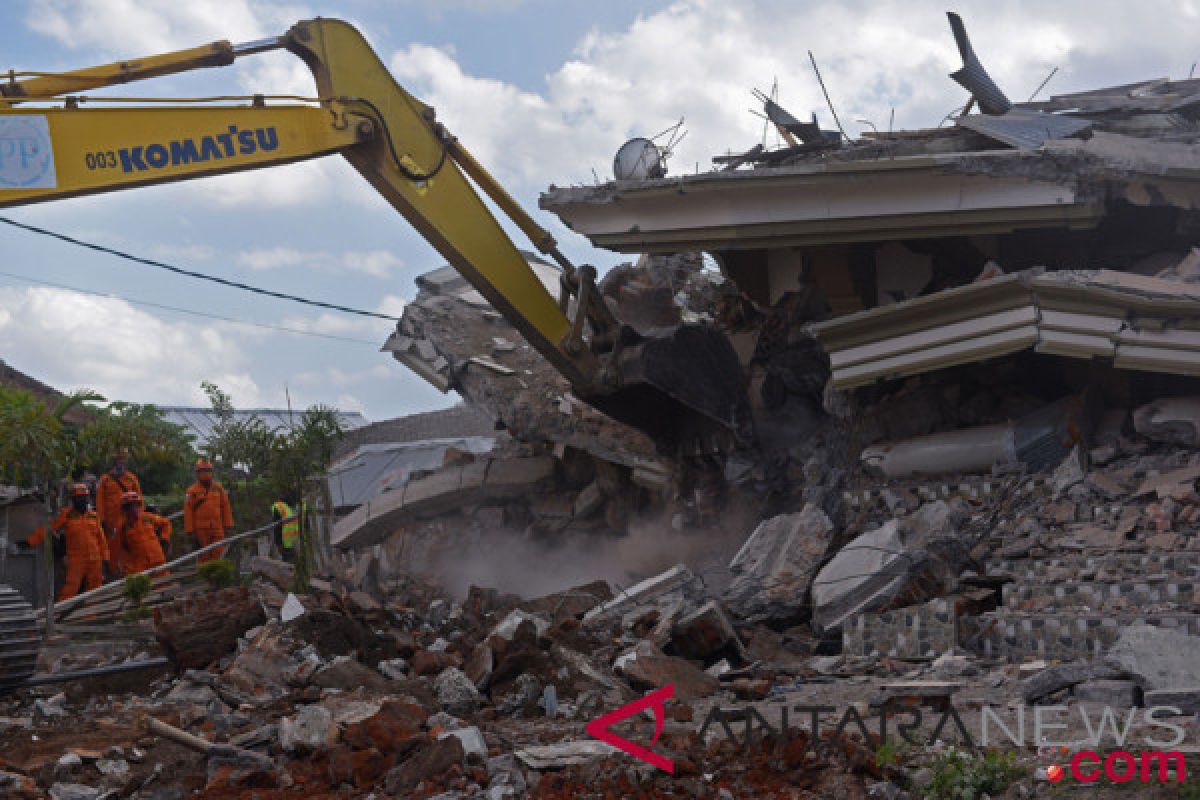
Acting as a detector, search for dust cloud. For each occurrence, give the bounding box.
[428,515,753,601]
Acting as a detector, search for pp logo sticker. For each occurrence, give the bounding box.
[0,116,57,189]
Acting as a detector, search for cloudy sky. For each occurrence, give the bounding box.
[2,0,1197,420]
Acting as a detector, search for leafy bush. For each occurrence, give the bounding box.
[198,559,239,589]
[120,573,154,621]
[926,749,1021,800]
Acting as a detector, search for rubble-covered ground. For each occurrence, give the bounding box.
[16,254,1200,798]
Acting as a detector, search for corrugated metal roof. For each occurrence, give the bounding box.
[956,110,1092,150]
[326,436,496,510]
[159,407,369,447]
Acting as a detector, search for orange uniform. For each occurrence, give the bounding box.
[49,508,109,600]
[184,481,233,563]
[117,516,167,575]
[145,513,173,554]
[96,470,141,569]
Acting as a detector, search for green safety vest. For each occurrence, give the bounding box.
[272,501,300,549]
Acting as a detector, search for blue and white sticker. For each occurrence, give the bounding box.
[0,115,57,189]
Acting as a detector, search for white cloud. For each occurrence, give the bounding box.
[26,0,307,55]
[387,0,1200,192]
[280,293,407,338]
[0,286,264,406]
[237,246,404,278]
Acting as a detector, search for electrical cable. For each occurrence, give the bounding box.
[0,216,400,322]
[345,96,449,182]
[0,269,384,346]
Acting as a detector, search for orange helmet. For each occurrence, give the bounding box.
[195,458,213,472]
[120,491,142,507]
[69,483,89,498]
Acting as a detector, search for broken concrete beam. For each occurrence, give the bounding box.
[519,580,613,621]
[670,600,743,663]
[723,505,834,624]
[332,456,555,549]
[1134,396,1200,446]
[614,640,718,701]
[582,564,703,627]
[811,501,967,633]
[572,481,605,518]
[1020,662,1127,703]
[515,741,618,770]
[248,556,295,590]
[1106,624,1200,691]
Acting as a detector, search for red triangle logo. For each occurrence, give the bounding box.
[585,684,675,773]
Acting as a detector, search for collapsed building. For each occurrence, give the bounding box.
[12,12,1200,799]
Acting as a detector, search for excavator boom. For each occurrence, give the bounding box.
[0,18,747,452]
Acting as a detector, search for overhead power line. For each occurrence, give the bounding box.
[0,216,401,322]
[0,269,383,346]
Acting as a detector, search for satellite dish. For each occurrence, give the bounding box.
[613,137,666,181]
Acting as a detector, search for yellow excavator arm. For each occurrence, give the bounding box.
[0,18,746,451]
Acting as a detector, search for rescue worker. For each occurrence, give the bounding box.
[40,484,108,600]
[270,494,302,563]
[184,459,233,563]
[116,492,167,575]
[95,451,141,574]
[143,502,173,558]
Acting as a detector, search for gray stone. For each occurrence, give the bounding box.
[1074,679,1139,707]
[377,658,408,680]
[95,758,129,777]
[34,693,68,719]
[1051,445,1087,497]
[279,705,337,753]
[496,674,541,715]
[164,679,222,707]
[723,506,835,623]
[49,785,100,800]
[427,599,451,628]
[1143,688,1200,715]
[434,667,481,716]
[1021,662,1126,703]
[439,725,487,760]
[486,754,527,800]
[56,753,83,770]
[490,610,551,641]
[312,655,393,692]
[426,711,465,731]
[1106,624,1200,690]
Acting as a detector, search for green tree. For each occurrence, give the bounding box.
[76,401,195,494]
[198,383,344,570]
[0,386,100,487]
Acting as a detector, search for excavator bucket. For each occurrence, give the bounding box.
[587,323,752,455]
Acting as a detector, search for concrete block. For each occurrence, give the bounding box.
[1106,624,1200,690]
[1143,688,1200,715]
[1074,679,1139,707]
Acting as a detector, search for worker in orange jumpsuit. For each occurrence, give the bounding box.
[95,451,141,575]
[184,459,233,563]
[30,484,109,600]
[116,492,167,575]
[143,502,173,559]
